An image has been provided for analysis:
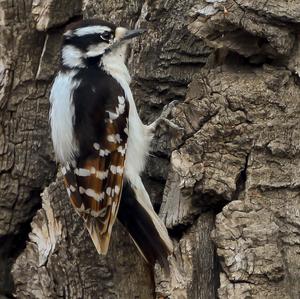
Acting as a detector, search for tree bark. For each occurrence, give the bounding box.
[0,0,299,298]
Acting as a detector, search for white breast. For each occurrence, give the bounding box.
[102,52,152,184]
[49,70,80,163]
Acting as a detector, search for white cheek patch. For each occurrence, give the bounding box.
[73,25,112,37]
[62,45,84,68]
[86,43,109,57]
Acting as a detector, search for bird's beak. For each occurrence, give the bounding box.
[122,28,147,40]
[115,27,146,43]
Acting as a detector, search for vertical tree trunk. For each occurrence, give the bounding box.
[0,1,299,298]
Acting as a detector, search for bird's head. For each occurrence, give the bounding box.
[61,19,145,69]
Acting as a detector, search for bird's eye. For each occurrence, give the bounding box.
[101,31,112,40]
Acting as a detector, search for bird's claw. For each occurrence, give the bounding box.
[160,100,180,119]
[149,100,184,137]
[155,117,183,132]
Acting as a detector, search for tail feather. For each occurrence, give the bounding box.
[85,217,111,255]
[118,182,173,269]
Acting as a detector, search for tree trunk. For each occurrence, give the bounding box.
[0,1,299,298]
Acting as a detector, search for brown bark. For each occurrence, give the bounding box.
[0,0,299,298]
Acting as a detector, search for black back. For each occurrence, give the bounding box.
[72,67,126,160]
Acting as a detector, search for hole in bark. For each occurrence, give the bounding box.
[224,50,274,66]
[192,188,229,214]
[232,155,248,202]
[213,245,221,293]
[0,189,42,298]
[168,223,192,240]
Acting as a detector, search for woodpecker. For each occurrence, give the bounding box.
[49,19,173,267]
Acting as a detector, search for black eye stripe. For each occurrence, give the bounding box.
[63,32,113,51]
[100,31,112,42]
[101,31,112,40]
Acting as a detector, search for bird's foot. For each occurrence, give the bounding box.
[148,100,183,135]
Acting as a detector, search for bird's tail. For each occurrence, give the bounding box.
[118,181,173,270]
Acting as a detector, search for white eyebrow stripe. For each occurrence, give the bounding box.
[73,25,112,36]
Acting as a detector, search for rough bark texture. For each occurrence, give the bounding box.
[0,0,299,298]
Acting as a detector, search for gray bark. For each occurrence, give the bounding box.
[0,0,299,298]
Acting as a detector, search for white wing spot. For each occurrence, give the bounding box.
[75,168,90,177]
[93,143,100,150]
[106,187,111,196]
[117,146,126,156]
[118,96,125,104]
[115,185,120,195]
[107,134,122,144]
[108,111,119,120]
[69,185,76,192]
[106,96,126,120]
[96,170,108,180]
[99,149,110,157]
[79,186,104,202]
[110,165,123,175]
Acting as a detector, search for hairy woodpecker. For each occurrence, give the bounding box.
[49,19,173,267]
